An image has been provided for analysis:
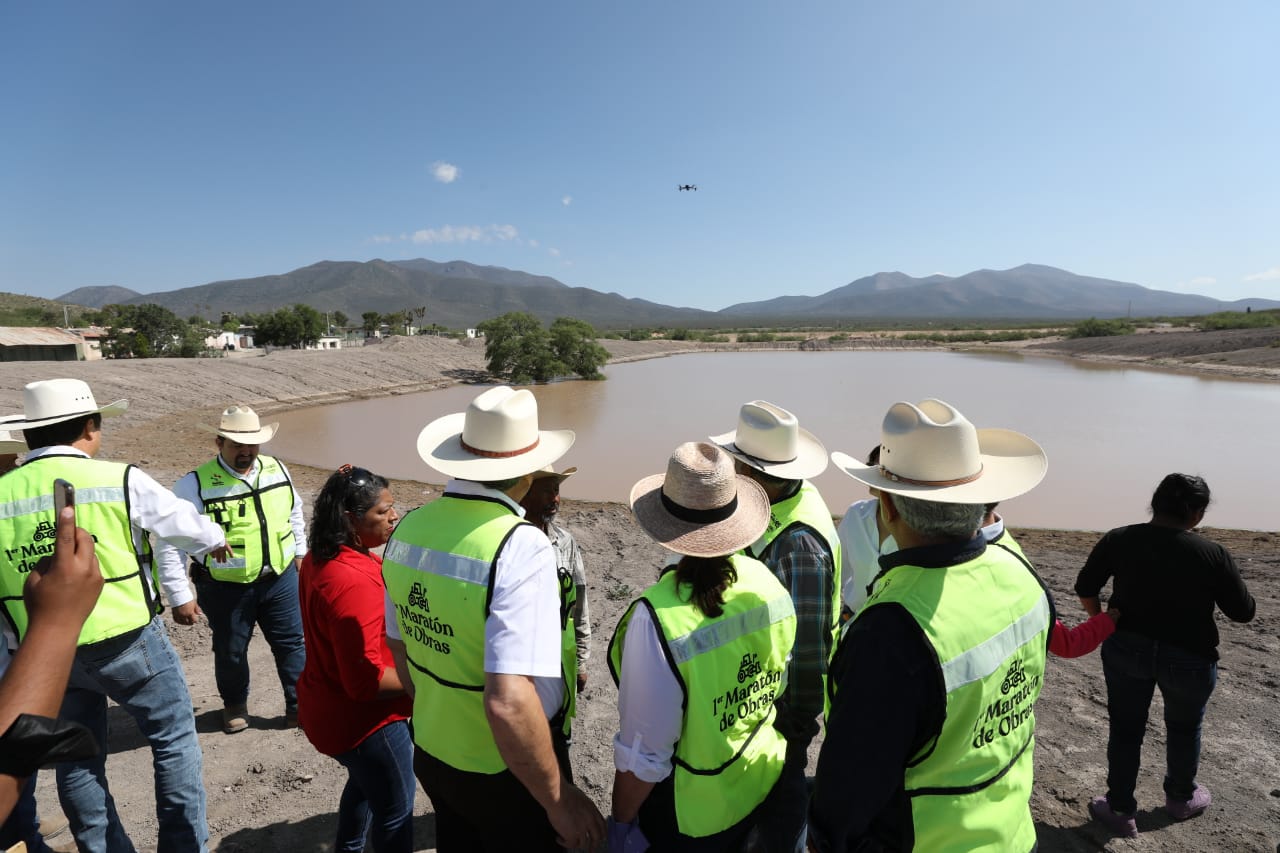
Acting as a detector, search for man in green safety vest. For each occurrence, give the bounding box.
[0,378,231,852]
[811,398,1053,852]
[382,386,605,852]
[711,400,841,850]
[155,404,307,734]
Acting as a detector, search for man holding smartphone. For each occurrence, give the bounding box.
[0,378,231,853]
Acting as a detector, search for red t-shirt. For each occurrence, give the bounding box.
[297,546,411,756]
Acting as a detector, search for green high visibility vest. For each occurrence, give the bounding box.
[382,493,578,774]
[193,455,296,582]
[0,455,157,645]
[608,554,796,838]
[865,545,1050,853]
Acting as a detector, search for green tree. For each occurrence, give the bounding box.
[1066,318,1135,339]
[361,311,381,336]
[477,312,562,384]
[101,303,202,358]
[549,317,609,380]
[332,310,349,329]
[292,303,326,347]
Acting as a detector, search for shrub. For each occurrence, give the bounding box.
[1066,318,1135,339]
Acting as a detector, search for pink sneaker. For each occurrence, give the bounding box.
[1166,786,1211,820]
[1089,796,1138,838]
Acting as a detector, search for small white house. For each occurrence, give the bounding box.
[305,335,343,350]
[466,328,484,339]
[205,328,255,350]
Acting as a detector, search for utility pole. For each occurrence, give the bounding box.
[63,305,71,328]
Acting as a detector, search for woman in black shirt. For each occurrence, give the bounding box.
[1075,473,1256,839]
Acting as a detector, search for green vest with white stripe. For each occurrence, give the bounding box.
[607,554,797,838]
[381,493,578,774]
[0,455,157,645]
[193,455,296,583]
[865,545,1050,853]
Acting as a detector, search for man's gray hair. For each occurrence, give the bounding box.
[894,494,985,539]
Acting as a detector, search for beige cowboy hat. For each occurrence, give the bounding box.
[831,398,1047,504]
[0,415,25,454]
[630,442,771,558]
[710,400,829,481]
[5,379,128,431]
[530,465,578,483]
[200,405,279,444]
[417,386,575,481]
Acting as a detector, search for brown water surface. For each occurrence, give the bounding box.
[271,351,1280,531]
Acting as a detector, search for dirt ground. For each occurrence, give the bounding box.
[3,333,1277,852]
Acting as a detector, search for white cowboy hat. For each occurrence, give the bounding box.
[529,465,578,483]
[417,386,575,481]
[710,400,829,481]
[5,379,128,431]
[831,398,1047,504]
[630,442,770,558]
[200,405,279,444]
[0,415,25,455]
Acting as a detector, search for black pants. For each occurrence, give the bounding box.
[414,733,572,853]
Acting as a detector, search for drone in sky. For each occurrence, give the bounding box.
[677,184,697,191]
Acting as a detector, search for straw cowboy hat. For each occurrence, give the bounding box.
[630,442,770,558]
[5,379,128,431]
[831,398,1047,505]
[200,405,279,444]
[0,415,25,455]
[530,465,578,483]
[416,386,575,481]
[710,400,829,481]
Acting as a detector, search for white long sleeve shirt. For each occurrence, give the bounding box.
[22,446,227,610]
[152,454,306,607]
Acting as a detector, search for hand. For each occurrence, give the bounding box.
[172,600,203,626]
[25,506,103,633]
[208,542,235,563]
[577,669,589,694]
[547,780,606,850]
[607,816,650,852]
[1105,605,1121,625]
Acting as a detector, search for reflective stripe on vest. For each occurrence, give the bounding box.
[194,455,295,582]
[865,545,1050,853]
[382,493,577,774]
[0,456,156,645]
[607,554,796,838]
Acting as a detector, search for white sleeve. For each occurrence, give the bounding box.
[612,604,683,783]
[281,462,307,560]
[137,470,218,608]
[484,524,561,679]
[384,588,401,641]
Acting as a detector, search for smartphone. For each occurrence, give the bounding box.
[54,478,76,519]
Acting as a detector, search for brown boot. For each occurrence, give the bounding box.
[222,704,249,734]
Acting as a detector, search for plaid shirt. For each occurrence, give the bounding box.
[760,522,837,746]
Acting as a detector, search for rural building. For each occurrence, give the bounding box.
[0,327,92,362]
[304,335,343,350]
[205,327,256,350]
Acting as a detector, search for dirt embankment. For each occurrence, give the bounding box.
[3,335,1277,852]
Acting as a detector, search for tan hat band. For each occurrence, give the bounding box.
[460,436,541,459]
[661,491,739,524]
[879,463,984,488]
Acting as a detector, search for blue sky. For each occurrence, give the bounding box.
[2,1,1277,310]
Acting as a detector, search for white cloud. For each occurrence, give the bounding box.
[408,224,520,245]
[367,234,393,245]
[431,161,459,183]
[528,239,539,248]
[1243,266,1280,282]
[561,195,572,206]
[548,247,561,257]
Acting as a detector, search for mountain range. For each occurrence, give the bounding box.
[54,260,1280,327]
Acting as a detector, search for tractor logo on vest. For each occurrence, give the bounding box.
[5,521,59,573]
[737,652,763,684]
[972,656,1040,749]
[1001,656,1027,695]
[407,582,430,612]
[210,472,225,486]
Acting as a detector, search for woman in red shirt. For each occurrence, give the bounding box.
[298,466,413,853]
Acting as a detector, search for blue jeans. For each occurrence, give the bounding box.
[1101,631,1218,813]
[332,720,415,853]
[196,565,305,711]
[0,773,54,853]
[56,616,207,852]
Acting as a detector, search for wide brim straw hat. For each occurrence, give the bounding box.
[199,405,279,444]
[529,465,578,483]
[5,379,128,430]
[0,415,26,454]
[630,442,771,558]
[831,398,1047,505]
[417,386,575,480]
[710,400,829,481]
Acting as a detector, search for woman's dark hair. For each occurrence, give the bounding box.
[662,555,738,618]
[1150,473,1211,525]
[308,465,390,562]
